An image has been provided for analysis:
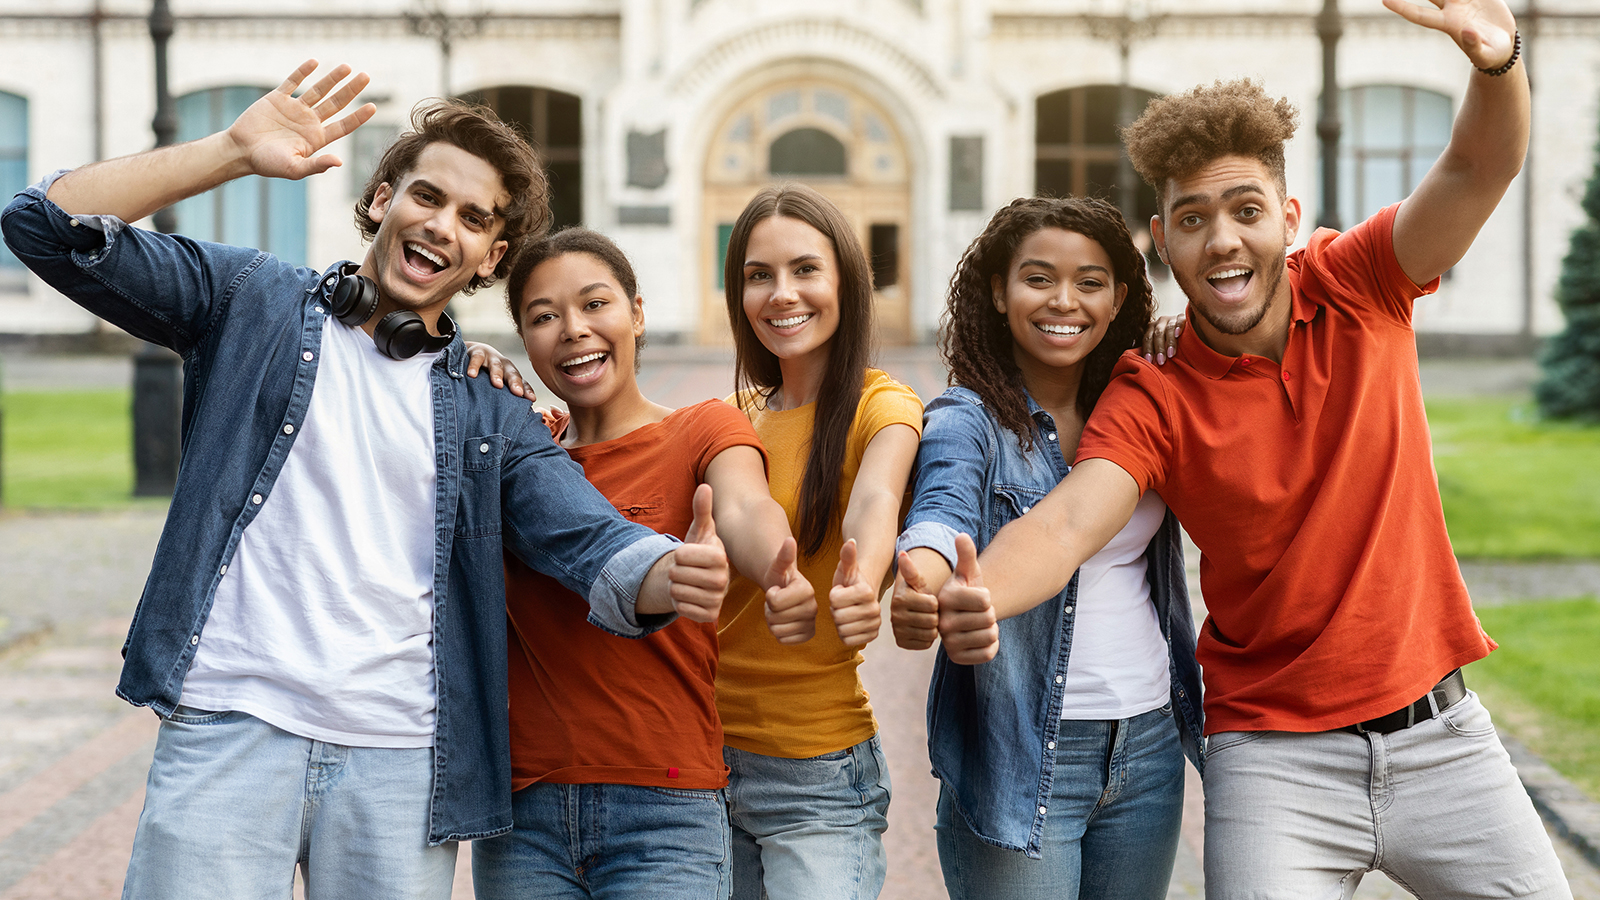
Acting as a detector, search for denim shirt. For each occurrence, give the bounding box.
[2,180,680,844]
[896,385,1204,859]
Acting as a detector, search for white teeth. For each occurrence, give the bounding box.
[768,314,813,329]
[1208,267,1251,281]
[1038,323,1085,336]
[560,351,606,368]
[406,243,446,268]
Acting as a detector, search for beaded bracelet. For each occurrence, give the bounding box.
[1477,30,1521,77]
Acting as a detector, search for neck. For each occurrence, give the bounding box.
[770,347,831,410]
[1014,352,1084,433]
[1190,287,1293,363]
[562,383,671,448]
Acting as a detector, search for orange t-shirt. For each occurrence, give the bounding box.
[503,400,765,790]
[1076,204,1494,735]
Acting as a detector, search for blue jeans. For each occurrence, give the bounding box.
[936,705,1185,900]
[724,735,891,900]
[472,782,731,899]
[122,707,456,900]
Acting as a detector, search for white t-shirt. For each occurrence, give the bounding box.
[180,319,442,748]
[1058,489,1172,720]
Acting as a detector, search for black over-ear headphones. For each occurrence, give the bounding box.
[327,263,457,360]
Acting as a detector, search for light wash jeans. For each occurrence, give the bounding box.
[935,704,1185,900]
[1204,690,1572,899]
[122,707,456,900]
[472,782,731,899]
[724,735,891,900]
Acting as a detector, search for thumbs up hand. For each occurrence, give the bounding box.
[890,550,940,650]
[668,483,730,623]
[828,539,882,647]
[937,533,998,665]
[763,538,818,645]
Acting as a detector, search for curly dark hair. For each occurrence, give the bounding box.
[504,227,646,370]
[724,183,875,559]
[942,196,1155,450]
[354,99,550,293]
[1122,78,1299,211]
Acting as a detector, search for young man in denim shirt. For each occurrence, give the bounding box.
[2,60,730,900]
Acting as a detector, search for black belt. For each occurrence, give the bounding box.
[1341,669,1467,735]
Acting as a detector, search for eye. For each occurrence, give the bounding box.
[415,190,437,205]
[1024,273,1052,287]
[530,312,556,326]
[1180,214,1202,228]
[1238,205,1261,220]
[746,270,770,282]
[585,298,607,311]
[463,213,485,229]
[1078,279,1105,290]
[796,264,818,276]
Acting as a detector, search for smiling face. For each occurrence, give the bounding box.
[993,228,1127,381]
[363,141,511,322]
[1152,154,1301,344]
[740,215,843,371]
[516,252,645,411]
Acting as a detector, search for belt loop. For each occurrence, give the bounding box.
[1405,703,1416,729]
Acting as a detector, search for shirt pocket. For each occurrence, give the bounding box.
[989,483,1048,537]
[612,494,666,525]
[456,434,506,538]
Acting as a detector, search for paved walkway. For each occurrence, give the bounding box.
[1,349,1598,897]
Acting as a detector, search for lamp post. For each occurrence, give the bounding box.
[1317,0,1343,231]
[133,0,182,498]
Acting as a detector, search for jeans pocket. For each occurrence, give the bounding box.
[165,705,232,725]
[1204,730,1265,756]
[1438,691,1497,739]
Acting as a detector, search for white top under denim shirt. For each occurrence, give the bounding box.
[896,385,1204,859]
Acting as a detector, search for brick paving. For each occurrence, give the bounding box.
[1,349,1597,897]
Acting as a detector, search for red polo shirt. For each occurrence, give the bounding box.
[1077,203,1494,734]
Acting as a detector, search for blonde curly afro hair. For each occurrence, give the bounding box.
[1122,79,1299,213]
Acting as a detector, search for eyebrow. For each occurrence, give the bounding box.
[410,178,498,223]
[1017,259,1111,276]
[1170,182,1267,212]
[744,253,825,268]
[523,282,613,309]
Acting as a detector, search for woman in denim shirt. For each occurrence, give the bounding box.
[892,197,1204,899]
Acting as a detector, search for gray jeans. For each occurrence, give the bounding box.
[1202,690,1571,899]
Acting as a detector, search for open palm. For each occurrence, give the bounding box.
[1382,0,1516,70]
[225,60,375,181]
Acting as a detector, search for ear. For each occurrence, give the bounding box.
[631,294,646,337]
[1282,195,1303,247]
[368,182,394,225]
[476,238,510,281]
[990,273,1007,315]
[1113,282,1128,319]
[1149,214,1168,265]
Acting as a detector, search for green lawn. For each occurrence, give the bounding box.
[1428,397,1600,558]
[1,389,141,508]
[1468,597,1600,800]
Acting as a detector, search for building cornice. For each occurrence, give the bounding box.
[668,17,944,99]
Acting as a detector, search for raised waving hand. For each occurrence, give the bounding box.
[1382,0,1516,70]
[227,60,376,181]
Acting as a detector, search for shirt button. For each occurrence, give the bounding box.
[190,635,199,646]
[1241,357,1252,366]
[314,306,324,314]
[1283,371,1291,381]
[1021,505,1031,514]
[282,424,294,435]
[68,218,80,227]
[1055,675,1064,684]
[302,351,314,362]
[1064,605,1075,615]
[251,493,263,505]
[1039,806,1048,816]
[1047,741,1056,750]
[219,564,227,575]
[479,442,490,454]
[1047,432,1057,442]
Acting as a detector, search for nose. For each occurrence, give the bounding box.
[1206,217,1243,257]
[561,310,591,342]
[1047,284,1079,312]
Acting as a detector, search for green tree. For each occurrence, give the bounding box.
[1536,115,1600,420]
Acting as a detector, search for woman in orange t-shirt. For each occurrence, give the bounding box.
[471,228,817,900]
[717,184,923,900]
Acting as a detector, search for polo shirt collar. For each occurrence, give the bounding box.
[1182,307,1236,381]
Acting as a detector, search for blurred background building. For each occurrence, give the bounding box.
[0,0,1596,350]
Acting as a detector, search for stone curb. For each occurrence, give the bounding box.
[1503,733,1600,872]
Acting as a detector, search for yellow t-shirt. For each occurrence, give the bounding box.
[717,368,923,758]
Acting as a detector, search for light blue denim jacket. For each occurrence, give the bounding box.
[2,177,679,844]
[897,385,1204,859]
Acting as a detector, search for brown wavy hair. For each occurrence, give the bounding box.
[1122,78,1299,210]
[724,184,874,558]
[941,196,1155,450]
[354,99,550,293]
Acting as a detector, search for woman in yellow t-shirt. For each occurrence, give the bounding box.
[717,183,923,900]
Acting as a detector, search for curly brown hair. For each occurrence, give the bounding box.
[942,196,1155,451]
[1122,79,1298,211]
[354,99,550,293]
[504,227,646,371]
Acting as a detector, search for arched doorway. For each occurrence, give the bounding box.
[701,80,912,345]
[459,85,583,229]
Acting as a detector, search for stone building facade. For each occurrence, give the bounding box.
[1,0,1596,348]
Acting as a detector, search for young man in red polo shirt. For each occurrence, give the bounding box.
[915,0,1572,894]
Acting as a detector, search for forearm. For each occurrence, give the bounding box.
[902,546,951,596]
[1439,62,1529,193]
[636,553,676,616]
[980,513,1089,621]
[47,132,252,222]
[721,498,795,590]
[840,489,904,589]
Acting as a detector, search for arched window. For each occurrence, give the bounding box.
[174,87,306,265]
[1338,85,1451,226]
[0,90,27,287]
[460,86,583,229]
[768,128,847,177]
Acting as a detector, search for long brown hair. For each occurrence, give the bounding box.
[942,196,1155,450]
[724,184,874,558]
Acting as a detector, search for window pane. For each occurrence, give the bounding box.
[1035,159,1073,199]
[1036,90,1073,145]
[267,176,307,264]
[546,91,582,148]
[870,223,898,289]
[174,87,304,263]
[715,223,734,291]
[1359,86,1406,150]
[1083,86,1122,146]
[1361,157,1404,222]
[1413,89,1452,154]
[547,160,582,231]
[769,128,847,176]
[1085,161,1119,203]
[0,91,27,272]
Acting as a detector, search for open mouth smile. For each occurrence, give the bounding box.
[1206,266,1254,300]
[1035,323,1085,336]
[402,241,450,278]
[766,313,814,331]
[558,350,610,382]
